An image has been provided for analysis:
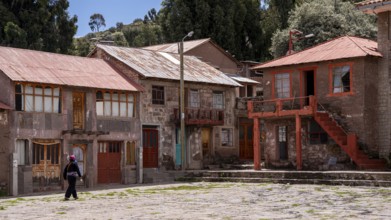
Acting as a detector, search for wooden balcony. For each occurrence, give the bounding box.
[173,108,224,125]
[247,96,317,119]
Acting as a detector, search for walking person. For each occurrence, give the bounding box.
[63,155,82,200]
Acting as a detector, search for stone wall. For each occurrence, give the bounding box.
[264,118,350,170]
[377,12,391,158]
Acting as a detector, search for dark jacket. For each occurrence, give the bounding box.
[63,161,82,180]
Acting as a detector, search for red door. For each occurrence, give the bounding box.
[143,128,159,168]
[98,142,121,184]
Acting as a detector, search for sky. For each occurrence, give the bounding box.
[68,0,162,37]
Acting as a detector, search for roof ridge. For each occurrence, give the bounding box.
[0,45,103,62]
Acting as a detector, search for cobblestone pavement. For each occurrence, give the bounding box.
[1,182,391,220]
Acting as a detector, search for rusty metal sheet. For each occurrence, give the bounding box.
[97,45,242,87]
[0,46,143,92]
[230,76,260,84]
[356,0,388,6]
[252,36,382,70]
[0,101,12,110]
[143,38,210,53]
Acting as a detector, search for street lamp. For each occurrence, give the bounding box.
[180,31,194,171]
[288,29,314,55]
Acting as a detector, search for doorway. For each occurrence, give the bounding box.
[201,128,211,159]
[72,92,85,129]
[277,126,288,160]
[239,119,254,160]
[302,70,315,106]
[98,142,121,184]
[143,126,159,168]
[32,142,61,191]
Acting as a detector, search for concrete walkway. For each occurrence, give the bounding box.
[1,182,390,219]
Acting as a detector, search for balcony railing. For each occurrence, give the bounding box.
[173,108,224,125]
[236,97,263,110]
[247,96,316,118]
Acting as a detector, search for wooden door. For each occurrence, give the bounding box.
[32,142,61,191]
[278,126,288,160]
[143,128,159,168]
[98,142,122,184]
[201,128,211,159]
[73,92,85,129]
[239,123,254,160]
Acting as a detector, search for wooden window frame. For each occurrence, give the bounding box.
[15,83,62,113]
[16,139,29,165]
[126,141,136,166]
[98,141,122,153]
[188,89,200,108]
[308,120,328,145]
[221,128,233,147]
[272,71,293,99]
[96,90,135,118]
[212,91,224,109]
[328,62,354,97]
[152,85,165,105]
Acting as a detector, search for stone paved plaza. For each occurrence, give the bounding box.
[1,182,391,219]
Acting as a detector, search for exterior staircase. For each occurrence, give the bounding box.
[314,112,387,170]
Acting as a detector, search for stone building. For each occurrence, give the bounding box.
[0,46,143,196]
[144,39,262,163]
[357,0,391,164]
[249,36,388,170]
[89,45,241,176]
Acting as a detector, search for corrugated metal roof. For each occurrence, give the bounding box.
[229,76,260,84]
[143,38,210,53]
[356,0,388,6]
[0,46,143,91]
[0,101,12,110]
[96,44,242,87]
[252,36,381,70]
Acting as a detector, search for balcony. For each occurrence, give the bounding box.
[173,108,224,125]
[247,96,316,119]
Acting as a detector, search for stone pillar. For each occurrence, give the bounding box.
[295,114,302,170]
[253,118,261,170]
[377,12,391,158]
[10,153,18,196]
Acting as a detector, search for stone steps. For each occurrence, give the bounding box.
[177,170,391,187]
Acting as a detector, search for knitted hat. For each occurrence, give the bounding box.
[69,155,76,161]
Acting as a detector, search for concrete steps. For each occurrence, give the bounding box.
[143,169,186,184]
[178,170,391,187]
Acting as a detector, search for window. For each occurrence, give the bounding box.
[152,86,165,105]
[15,84,61,113]
[221,128,233,147]
[126,141,136,165]
[32,142,60,165]
[239,87,246,97]
[274,73,291,98]
[189,89,200,108]
[213,91,224,109]
[278,126,287,142]
[16,140,29,165]
[331,64,351,94]
[96,91,134,117]
[247,85,253,97]
[98,141,121,153]
[308,120,328,144]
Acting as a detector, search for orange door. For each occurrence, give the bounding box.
[143,128,159,168]
[72,92,85,129]
[98,142,121,184]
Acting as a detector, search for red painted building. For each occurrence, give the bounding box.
[249,36,388,170]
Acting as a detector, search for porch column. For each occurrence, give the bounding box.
[295,114,302,170]
[253,117,261,170]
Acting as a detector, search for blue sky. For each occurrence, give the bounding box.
[68,0,162,37]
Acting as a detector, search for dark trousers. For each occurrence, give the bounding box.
[65,176,77,198]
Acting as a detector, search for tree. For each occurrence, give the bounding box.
[270,0,376,58]
[159,0,264,61]
[89,13,106,32]
[0,0,77,54]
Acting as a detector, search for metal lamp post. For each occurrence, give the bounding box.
[180,31,194,171]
